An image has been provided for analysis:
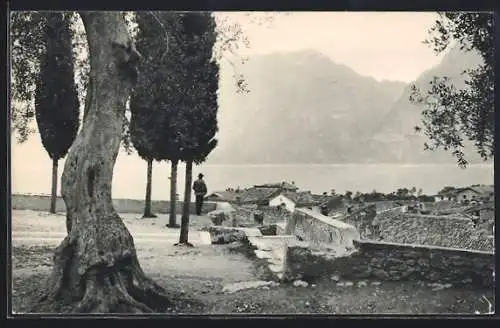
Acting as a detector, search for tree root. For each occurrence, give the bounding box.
[141,213,158,219]
[73,269,156,313]
[166,223,181,229]
[174,242,194,248]
[30,240,174,313]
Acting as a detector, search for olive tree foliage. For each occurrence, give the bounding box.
[409,12,494,167]
[10,12,47,142]
[10,11,89,143]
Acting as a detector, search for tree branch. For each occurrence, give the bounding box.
[147,11,169,59]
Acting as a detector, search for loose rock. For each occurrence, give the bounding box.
[293,280,309,287]
[330,275,341,282]
[222,280,276,294]
[357,281,368,287]
[371,281,382,286]
[429,283,453,291]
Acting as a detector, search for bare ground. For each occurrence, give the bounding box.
[11,210,495,315]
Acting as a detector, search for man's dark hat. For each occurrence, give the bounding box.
[198,173,204,178]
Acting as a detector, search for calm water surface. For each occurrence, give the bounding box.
[13,160,493,201]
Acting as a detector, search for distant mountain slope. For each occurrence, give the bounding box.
[366,46,486,164]
[209,49,406,164]
[208,47,490,164]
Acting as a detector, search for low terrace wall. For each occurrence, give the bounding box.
[285,239,494,288]
[285,208,359,247]
[226,205,292,227]
[12,194,216,215]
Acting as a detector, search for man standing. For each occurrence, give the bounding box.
[193,173,208,215]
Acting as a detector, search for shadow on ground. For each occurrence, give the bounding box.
[10,210,495,315]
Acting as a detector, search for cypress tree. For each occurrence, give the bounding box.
[175,13,219,246]
[34,12,80,213]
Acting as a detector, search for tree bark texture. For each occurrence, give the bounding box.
[142,159,155,218]
[50,159,58,214]
[167,160,179,228]
[32,12,171,313]
[178,161,193,245]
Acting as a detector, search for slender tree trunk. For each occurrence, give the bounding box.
[142,159,156,218]
[49,158,58,214]
[167,160,179,228]
[177,160,193,246]
[31,12,171,314]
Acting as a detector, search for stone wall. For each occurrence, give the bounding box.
[12,194,216,215]
[285,208,359,247]
[342,204,378,239]
[366,201,398,212]
[371,211,494,252]
[285,240,494,288]
[227,205,292,227]
[478,208,495,233]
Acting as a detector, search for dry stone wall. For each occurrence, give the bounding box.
[285,240,494,288]
[228,205,292,227]
[372,211,494,252]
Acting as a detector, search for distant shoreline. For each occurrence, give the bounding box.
[10,193,185,203]
[202,163,494,167]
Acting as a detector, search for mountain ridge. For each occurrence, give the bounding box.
[208,48,490,165]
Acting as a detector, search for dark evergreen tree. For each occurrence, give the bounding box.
[128,98,159,218]
[34,13,80,213]
[131,12,185,227]
[175,13,219,246]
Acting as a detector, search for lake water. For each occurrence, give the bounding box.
[12,156,494,201]
[11,131,495,202]
[168,163,494,199]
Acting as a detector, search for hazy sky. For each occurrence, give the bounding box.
[217,12,446,82]
[13,11,467,199]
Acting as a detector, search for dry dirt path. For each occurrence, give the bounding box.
[11,210,258,284]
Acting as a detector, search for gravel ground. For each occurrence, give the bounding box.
[10,210,495,315]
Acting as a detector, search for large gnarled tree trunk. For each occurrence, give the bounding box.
[167,160,179,228]
[32,12,171,314]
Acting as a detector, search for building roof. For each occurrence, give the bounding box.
[238,187,282,204]
[471,185,494,196]
[320,196,344,211]
[205,191,239,202]
[455,187,481,194]
[274,191,342,209]
[253,181,298,191]
[454,185,494,196]
[281,191,317,207]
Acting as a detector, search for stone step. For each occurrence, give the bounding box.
[235,227,262,237]
[247,235,300,280]
[276,221,286,235]
[254,249,273,259]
